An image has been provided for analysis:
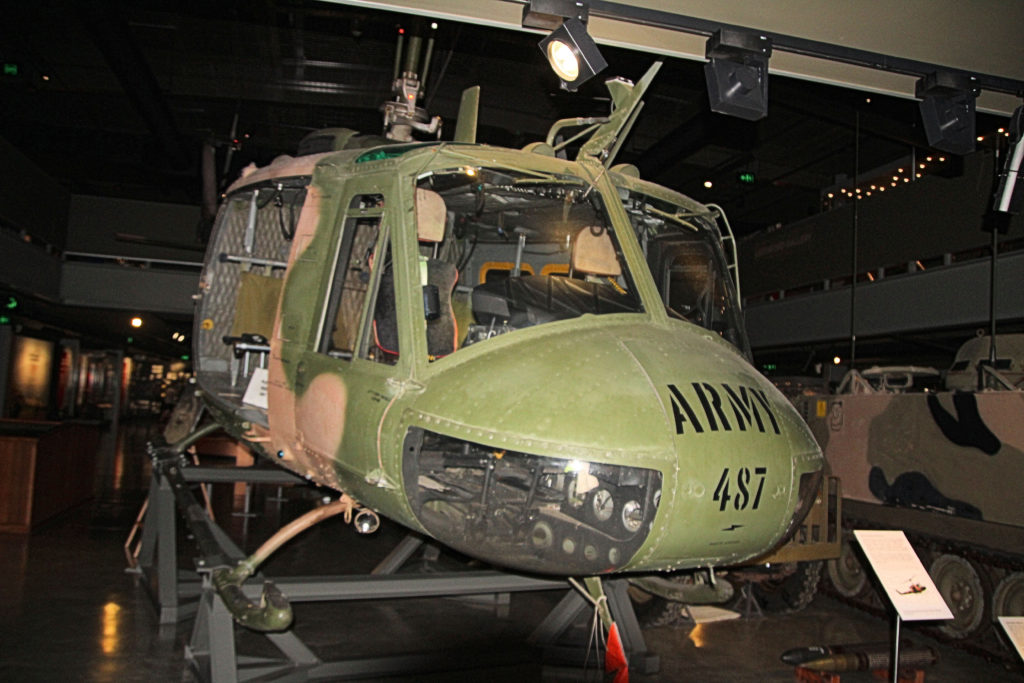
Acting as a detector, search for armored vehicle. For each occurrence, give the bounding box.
[796,335,1024,656]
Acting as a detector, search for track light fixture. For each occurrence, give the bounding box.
[984,104,1023,233]
[916,72,978,156]
[522,0,588,31]
[525,1,606,91]
[704,29,772,121]
[538,18,607,91]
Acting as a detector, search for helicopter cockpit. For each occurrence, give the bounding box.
[408,166,642,356]
[402,165,747,362]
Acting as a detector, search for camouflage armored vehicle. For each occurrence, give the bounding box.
[795,335,1024,656]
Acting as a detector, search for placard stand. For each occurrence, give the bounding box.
[892,613,902,683]
[853,530,954,683]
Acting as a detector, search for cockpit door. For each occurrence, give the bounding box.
[268,181,402,488]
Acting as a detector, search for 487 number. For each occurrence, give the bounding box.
[713,467,767,511]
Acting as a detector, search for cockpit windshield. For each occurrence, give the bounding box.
[408,167,643,357]
[619,188,750,356]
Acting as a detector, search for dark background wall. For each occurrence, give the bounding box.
[738,149,1023,297]
[66,195,203,263]
[0,137,69,247]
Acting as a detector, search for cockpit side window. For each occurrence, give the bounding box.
[656,238,717,322]
[318,193,396,363]
[414,167,643,354]
[620,188,750,355]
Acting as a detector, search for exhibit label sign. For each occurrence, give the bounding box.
[999,616,1024,661]
[853,530,953,621]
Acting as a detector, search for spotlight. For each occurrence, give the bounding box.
[130,316,143,328]
[537,17,607,91]
[916,71,978,155]
[704,29,772,121]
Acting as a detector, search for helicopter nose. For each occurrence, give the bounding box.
[400,320,823,574]
[645,366,824,566]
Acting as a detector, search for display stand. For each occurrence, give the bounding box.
[129,459,305,624]
[795,667,925,683]
[853,530,953,683]
[734,580,765,618]
[131,442,660,681]
[529,578,660,675]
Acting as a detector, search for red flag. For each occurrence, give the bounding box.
[605,622,629,683]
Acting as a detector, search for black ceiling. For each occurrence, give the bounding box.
[2,0,1011,242]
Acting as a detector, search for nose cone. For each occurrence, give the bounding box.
[411,323,679,459]
[615,322,823,568]
[401,319,822,573]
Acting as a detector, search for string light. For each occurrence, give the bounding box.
[826,151,953,209]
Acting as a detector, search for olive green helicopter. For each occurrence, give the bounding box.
[170,25,827,647]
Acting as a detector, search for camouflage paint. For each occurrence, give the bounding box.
[802,390,1024,527]
[197,126,824,573]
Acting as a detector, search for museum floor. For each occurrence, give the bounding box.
[0,418,1020,682]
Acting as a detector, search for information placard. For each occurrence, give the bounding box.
[998,616,1024,661]
[853,530,953,622]
[242,367,269,409]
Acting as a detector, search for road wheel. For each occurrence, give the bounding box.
[826,530,868,598]
[930,554,990,639]
[993,571,1024,619]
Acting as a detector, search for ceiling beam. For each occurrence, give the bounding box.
[330,0,1024,115]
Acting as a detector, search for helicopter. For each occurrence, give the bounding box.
[179,30,825,639]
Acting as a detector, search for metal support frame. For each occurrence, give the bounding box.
[131,464,306,624]
[131,445,661,681]
[529,578,660,675]
[734,581,765,619]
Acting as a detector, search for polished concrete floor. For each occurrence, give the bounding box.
[1,418,1022,682]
